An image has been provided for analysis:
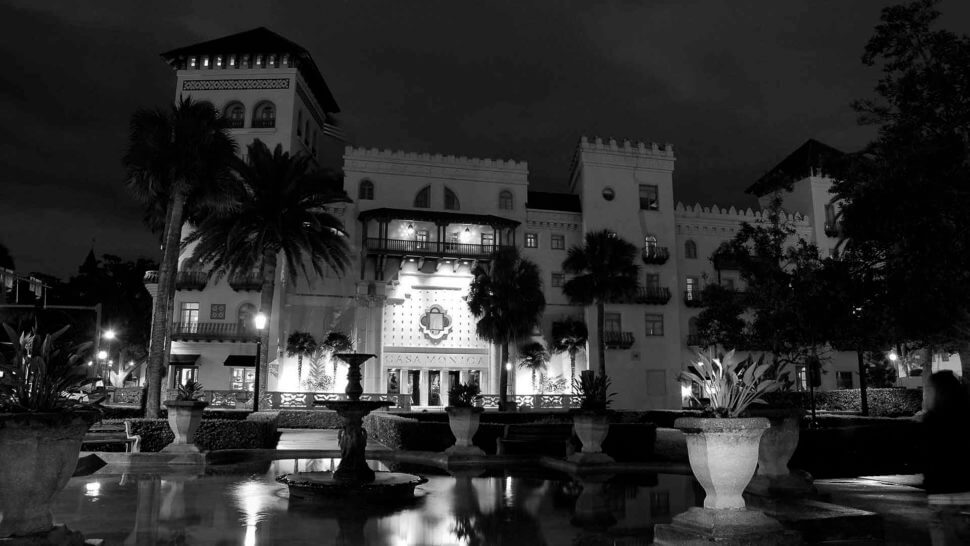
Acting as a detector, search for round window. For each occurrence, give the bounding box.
[602,187,615,201]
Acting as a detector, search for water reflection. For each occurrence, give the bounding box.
[51,459,697,545]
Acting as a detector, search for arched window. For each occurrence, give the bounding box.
[644,235,658,252]
[685,240,697,259]
[444,187,460,210]
[414,185,431,208]
[253,101,276,128]
[224,102,245,128]
[499,190,513,210]
[359,180,374,200]
[297,111,303,136]
[237,303,257,332]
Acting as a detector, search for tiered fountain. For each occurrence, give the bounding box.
[276,353,427,501]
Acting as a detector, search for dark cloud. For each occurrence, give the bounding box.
[3,0,969,277]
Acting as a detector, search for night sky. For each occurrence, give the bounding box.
[3,1,969,278]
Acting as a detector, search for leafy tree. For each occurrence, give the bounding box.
[185,140,351,403]
[517,341,549,394]
[550,317,588,391]
[468,247,545,411]
[321,331,353,387]
[124,97,237,417]
[561,230,639,377]
[832,0,970,400]
[285,331,318,383]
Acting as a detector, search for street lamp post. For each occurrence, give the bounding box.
[102,329,116,385]
[252,312,267,412]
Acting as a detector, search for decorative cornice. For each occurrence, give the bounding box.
[182,78,290,91]
[674,202,808,225]
[344,146,528,172]
[526,219,581,231]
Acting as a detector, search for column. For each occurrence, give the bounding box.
[419,369,429,407]
[441,370,451,407]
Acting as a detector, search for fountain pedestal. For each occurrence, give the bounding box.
[276,353,426,500]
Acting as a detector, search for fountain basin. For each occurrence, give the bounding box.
[276,471,427,502]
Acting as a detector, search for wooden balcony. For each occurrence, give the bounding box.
[642,247,670,265]
[365,238,513,259]
[229,273,262,292]
[170,322,255,342]
[604,331,635,349]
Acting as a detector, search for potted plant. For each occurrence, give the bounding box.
[658,350,796,543]
[569,370,615,463]
[0,325,104,539]
[162,380,209,453]
[445,382,484,456]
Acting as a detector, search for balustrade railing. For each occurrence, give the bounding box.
[603,331,635,349]
[365,238,512,258]
[642,247,670,265]
[171,322,255,342]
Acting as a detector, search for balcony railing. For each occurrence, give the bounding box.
[684,291,703,307]
[227,118,245,129]
[365,238,513,259]
[252,118,276,129]
[642,247,670,265]
[171,322,255,342]
[603,331,635,349]
[229,273,262,292]
[636,287,671,305]
[176,271,208,291]
[824,222,841,237]
[144,270,158,284]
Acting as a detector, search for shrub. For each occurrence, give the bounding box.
[119,418,278,452]
[447,383,481,408]
[275,410,344,429]
[762,388,921,417]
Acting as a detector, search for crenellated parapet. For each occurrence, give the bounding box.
[344,146,529,185]
[570,136,675,179]
[579,136,675,157]
[674,202,811,238]
[345,146,528,171]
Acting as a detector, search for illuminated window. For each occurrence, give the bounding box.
[685,240,697,259]
[525,233,538,248]
[228,55,237,68]
[268,54,277,67]
[414,186,431,208]
[179,302,199,326]
[551,272,564,288]
[685,276,699,301]
[499,190,514,210]
[639,184,659,210]
[644,235,658,252]
[358,180,374,200]
[795,366,808,391]
[230,367,255,391]
[202,56,210,68]
[215,55,223,68]
[224,102,245,128]
[645,313,664,336]
[444,187,460,210]
[253,102,276,128]
[551,234,565,250]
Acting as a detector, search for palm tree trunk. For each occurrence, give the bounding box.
[532,370,537,393]
[922,346,933,412]
[257,249,278,410]
[569,349,577,392]
[596,299,606,377]
[499,342,509,411]
[333,357,338,391]
[297,354,303,383]
[145,191,185,418]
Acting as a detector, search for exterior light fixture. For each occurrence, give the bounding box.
[254,313,268,331]
[103,329,116,340]
[87,361,93,367]
[97,350,108,361]
[406,223,414,235]
[505,362,512,371]
[888,351,898,362]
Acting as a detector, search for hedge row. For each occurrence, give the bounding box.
[273,410,345,429]
[762,388,922,417]
[362,412,657,460]
[397,411,656,425]
[108,418,279,452]
[98,407,253,421]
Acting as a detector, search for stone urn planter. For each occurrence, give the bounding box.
[676,417,769,509]
[0,410,99,537]
[569,411,612,463]
[746,408,816,497]
[162,400,209,453]
[445,406,485,456]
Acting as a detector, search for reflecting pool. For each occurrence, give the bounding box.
[54,459,700,545]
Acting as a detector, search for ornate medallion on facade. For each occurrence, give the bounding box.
[418,304,453,343]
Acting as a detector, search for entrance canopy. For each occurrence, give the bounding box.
[170,354,200,365]
[223,355,256,367]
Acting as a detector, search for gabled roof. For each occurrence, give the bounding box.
[161,27,339,113]
[746,139,845,196]
[526,191,582,213]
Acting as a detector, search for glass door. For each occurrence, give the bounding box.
[407,371,421,406]
[429,370,441,406]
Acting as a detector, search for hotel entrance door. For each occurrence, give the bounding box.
[407,370,421,406]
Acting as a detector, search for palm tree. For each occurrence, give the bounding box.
[518,341,549,394]
[551,317,588,391]
[562,230,639,377]
[185,140,351,405]
[321,331,353,389]
[124,97,237,418]
[285,331,318,384]
[468,247,545,411]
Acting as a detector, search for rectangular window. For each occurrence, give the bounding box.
[605,313,621,333]
[416,230,429,250]
[837,371,853,389]
[551,234,565,250]
[446,232,460,251]
[171,366,198,389]
[645,273,660,291]
[551,272,564,288]
[179,302,200,331]
[481,233,494,250]
[639,184,659,210]
[230,367,255,391]
[210,304,226,320]
[795,366,808,391]
[645,313,664,336]
[525,233,538,248]
[685,276,699,301]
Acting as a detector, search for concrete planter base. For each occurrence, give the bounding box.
[444,407,485,457]
[654,507,800,545]
[0,411,98,538]
[675,417,768,510]
[162,400,208,454]
[746,410,816,497]
[571,413,613,463]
